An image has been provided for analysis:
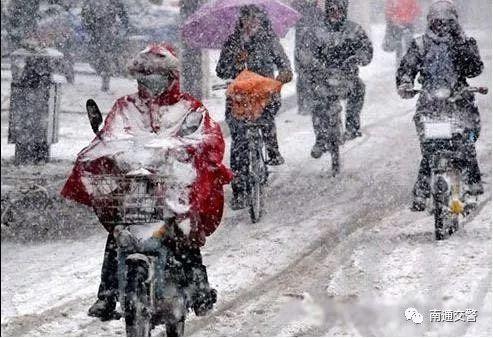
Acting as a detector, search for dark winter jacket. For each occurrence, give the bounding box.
[215,10,291,80]
[396,36,483,93]
[310,0,373,85]
[397,0,483,93]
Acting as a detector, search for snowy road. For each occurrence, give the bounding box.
[1,28,491,336]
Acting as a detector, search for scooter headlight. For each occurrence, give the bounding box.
[450,199,464,214]
[114,225,137,251]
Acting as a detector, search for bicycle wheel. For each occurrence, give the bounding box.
[433,176,450,241]
[125,263,152,337]
[248,147,265,223]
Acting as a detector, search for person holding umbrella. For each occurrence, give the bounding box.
[215,5,293,210]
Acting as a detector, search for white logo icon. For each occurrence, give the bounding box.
[405,307,424,324]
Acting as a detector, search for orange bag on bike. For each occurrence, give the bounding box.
[227,70,282,121]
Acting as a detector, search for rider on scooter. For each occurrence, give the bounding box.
[61,43,233,320]
[397,0,484,211]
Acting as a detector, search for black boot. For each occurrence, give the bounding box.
[88,298,120,320]
[89,234,120,320]
[193,287,217,316]
[344,129,362,142]
[410,195,427,212]
[231,187,247,210]
[311,143,324,159]
[181,248,217,316]
[265,147,285,166]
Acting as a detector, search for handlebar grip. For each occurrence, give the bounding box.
[478,87,489,95]
[211,84,228,91]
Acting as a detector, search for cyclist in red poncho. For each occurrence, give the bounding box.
[61,43,233,319]
[383,0,422,61]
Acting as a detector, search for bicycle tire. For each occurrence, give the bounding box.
[248,146,264,223]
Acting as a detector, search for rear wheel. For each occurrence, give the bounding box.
[248,147,265,223]
[125,263,152,337]
[433,176,450,240]
[166,319,185,337]
[449,215,459,235]
[434,204,446,240]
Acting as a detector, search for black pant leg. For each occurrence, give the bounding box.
[97,233,119,302]
[413,144,432,198]
[312,103,329,147]
[225,101,249,196]
[312,96,341,149]
[463,143,482,185]
[345,77,365,134]
[261,96,281,153]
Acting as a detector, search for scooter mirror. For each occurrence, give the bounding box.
[86,99,103,134]
[478,87,489,95]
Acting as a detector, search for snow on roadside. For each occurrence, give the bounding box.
[1,236,104,322]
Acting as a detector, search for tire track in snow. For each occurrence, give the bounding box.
[185,202,408,336]
[190,194,490,337]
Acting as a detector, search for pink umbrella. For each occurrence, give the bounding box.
[182,0,301,49]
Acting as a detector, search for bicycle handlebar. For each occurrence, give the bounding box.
[211,81,233,91]
[408,86,488,100]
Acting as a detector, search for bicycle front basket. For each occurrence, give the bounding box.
[90,174,169,225]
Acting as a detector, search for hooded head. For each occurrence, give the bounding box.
[127,43,180,99]
[236,5,275,40]
[293,0,318,14]
[325,0,348,27]
[426,0,460,39]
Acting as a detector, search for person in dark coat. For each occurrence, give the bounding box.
[293,0,324,115]
[216,5,293,210]
[81,0,129,92]
[309,0,373,159]
[396,0,484,211]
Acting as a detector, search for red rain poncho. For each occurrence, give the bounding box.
[61,44,233,246]
[385,0,421,25]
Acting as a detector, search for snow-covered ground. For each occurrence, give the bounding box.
[1,25,491,336]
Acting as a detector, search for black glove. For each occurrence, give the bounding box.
[398,84,416,99]
[465,128,479,143]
